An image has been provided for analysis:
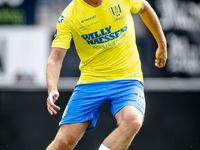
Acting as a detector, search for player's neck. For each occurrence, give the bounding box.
[83,0,103,7]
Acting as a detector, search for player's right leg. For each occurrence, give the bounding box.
[46,82,108,150]
[46,120,91,150]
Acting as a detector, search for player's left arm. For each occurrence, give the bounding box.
[139,0,167,68]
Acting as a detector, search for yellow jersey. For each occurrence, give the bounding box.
[52,0,143,84]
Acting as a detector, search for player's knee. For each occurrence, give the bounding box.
[57,140,68,149]
[120,114,143,135]
[129,117,143,133]
[56,136,77,150]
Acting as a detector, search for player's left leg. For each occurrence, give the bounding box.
[98,79,145,150]
[99,105,143,150]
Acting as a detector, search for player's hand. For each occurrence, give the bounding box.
[155,46,167,68]
[47,91,60,115]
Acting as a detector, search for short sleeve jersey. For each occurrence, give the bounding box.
[52,0,143,84]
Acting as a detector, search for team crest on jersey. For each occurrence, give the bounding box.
[111,4,122,17]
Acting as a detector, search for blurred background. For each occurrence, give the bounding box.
[0,0,200,149]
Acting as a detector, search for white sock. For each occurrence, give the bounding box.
[98,144,110,150]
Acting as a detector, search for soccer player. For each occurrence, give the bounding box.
[46,0,167,150]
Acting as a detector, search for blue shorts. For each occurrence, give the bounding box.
[59,79,145,131]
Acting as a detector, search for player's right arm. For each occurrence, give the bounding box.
[46,47,67,115]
